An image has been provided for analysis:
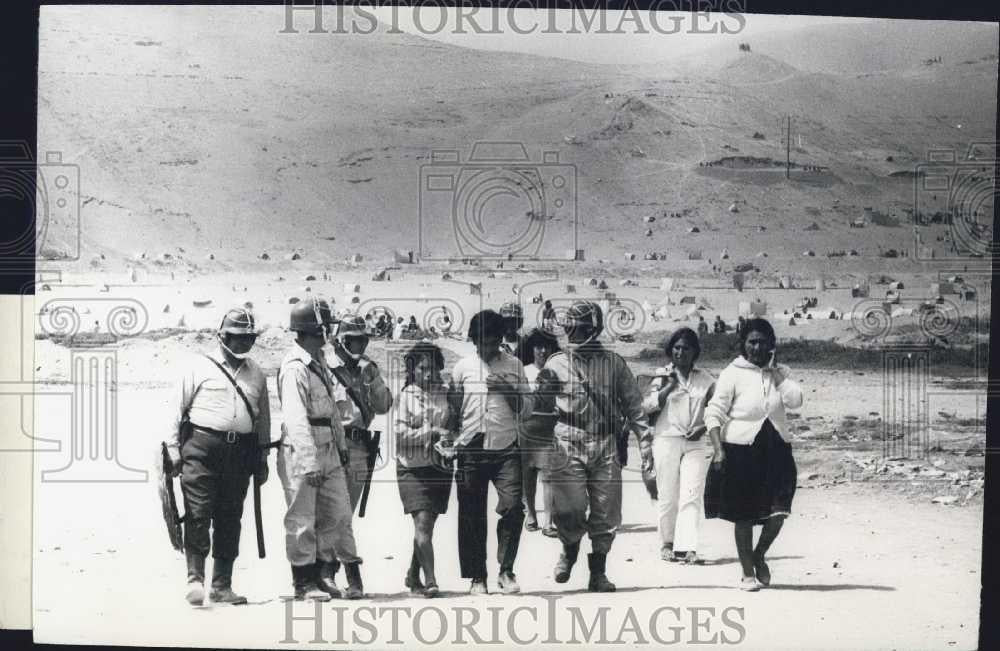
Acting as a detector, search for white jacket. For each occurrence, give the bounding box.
[703,356,803,445]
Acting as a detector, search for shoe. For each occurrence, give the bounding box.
[292,564,331,601]
[660,543,674,561]
[208,558,248,605]
[753,555,771,586]
[185,551,206,606]
[498,571,521,594]
[343,562,365,600]
[739,576,761,592]
[524,518,540,532]
[405,570,425,595]
[684,552,703,565]
[469,578,488,595]
[318,560,342,598]
[422,583,439,598]
[541,525,559,538]
[586,553,616,593]
[554,541,580,583]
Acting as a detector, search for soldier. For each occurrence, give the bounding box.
[535,301,651,592]
[277,298,365,600]
[499,301,525,356]
[326,313,393,586]
[163,307,271,606]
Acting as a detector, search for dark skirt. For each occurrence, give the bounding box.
[397,463,453,515]
[704,419,796,524]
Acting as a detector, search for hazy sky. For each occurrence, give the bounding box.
[366,8,866,64]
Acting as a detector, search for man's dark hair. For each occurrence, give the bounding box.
[467,309,506,342]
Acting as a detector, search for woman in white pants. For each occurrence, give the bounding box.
[643,328,715,564]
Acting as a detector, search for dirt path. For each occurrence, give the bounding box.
[31,382,981,649]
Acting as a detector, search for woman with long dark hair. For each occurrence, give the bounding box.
[642,327,715,564]
[394,341,453,597]
[704,318,803,591]
[515,327,561,537]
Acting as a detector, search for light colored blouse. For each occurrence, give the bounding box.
[642,366,715,440]
[394,383,451,468]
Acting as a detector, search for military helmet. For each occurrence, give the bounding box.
[499,301,523,320]
[289,298,335,334]
[219,306,257,335]
[562,300,604,334]
[336,314,368,338]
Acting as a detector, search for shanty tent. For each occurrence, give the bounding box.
[393,249,416,264]
[645,229,653,237]
[349,253,363,263]
[441,272,453,281]
[304,274,316,281]
[852,283,869,298]
[885,291,901,304]
[302,286,312,293]
[931,282,955,296]
[344,283,361,293]
[285,252,302,261]
[679,296,697,305]
[757,251,769,258]
[372,269,389,281]
[192,299,213,308]
[732,273,745,291]
[564,249,586,261]
[888,281,904,290]
[469,283,482,296]
[565,284,577,293]
[350,296,360,304]
[728,203,739,213]
[720,249,730,260]
[259,252,270,260]
[947,275,964,284]
[733,263,755,273]
[803,250,815,257]
[687,250,703,260]
[597,280,609,289]
[688,226,700,233]
[738,301,768,318]
[624,252,636,261]
[779,275,793,289]
[620,279,638,287]
[588,278,599,286]
[643,215,656,223]
[869,211,899,227]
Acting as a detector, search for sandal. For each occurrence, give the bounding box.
[683,551,703,565]
[524,519,540,532]
[423,583,439,598]
[404,572,425,595]
[541,526,559,538]
[739,577,761,592]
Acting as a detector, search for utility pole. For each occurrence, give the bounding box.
[785,116,791,179]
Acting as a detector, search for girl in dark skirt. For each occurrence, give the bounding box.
[395,342,454,597]
[703,318,803,591]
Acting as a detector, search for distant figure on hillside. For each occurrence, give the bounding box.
[735,316,747,339]
[713,315,727,334]
[697,316,709,338]
[407,316,419,333]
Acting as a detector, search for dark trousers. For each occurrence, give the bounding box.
[180,430,255,559]
[456,438,524,579]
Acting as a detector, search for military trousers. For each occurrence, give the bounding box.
[180,428,256,560]
[546,427,622,555]
[277,442,362,567]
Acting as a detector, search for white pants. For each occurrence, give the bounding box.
[652,436,712,552]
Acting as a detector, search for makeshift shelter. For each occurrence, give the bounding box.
[931,282,955,296]
[372,269,388,281]
[688,227,700,233]
[643,215,656,223]
[687,250,703,260]
[963,288,977,301]
[884,291,901,304]
[469,283,482,296]
[803,250,815,257]
[344,283,361,294]
[733,263,755,273]
[779,275,793,289]
[259,252,270,260]
[624,252,636,261]
[394,249,416,264]
[738,301,768,318]
[948,275,964,284]
[620,279,638,287]
[304,275,316,281]
[597,280,609,290]
[350,296,360,304]
[645,229,653,237]
[851,283,869,298]
[869,210,899,227]
[679,296,697,305]
[588,278,599,286]
[349,253,363,263]
[288,297,300,305]
[728,203,739,213]
[565,284,577,294]
[441,272,453,281]
[720,248,730,260]
[285,252,302,261]
[660,278,675,292]
[816,277,826,292]
[732,273,745,291]
[564,249,586,261]
[888,281,904,290]
[192,299,213,308]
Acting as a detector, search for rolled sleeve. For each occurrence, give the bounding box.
[163,365,197,450]
[777,372,803,410]
[366,363,393,415]
[281,365,319,473]
[703,371,734,432]
[642,374,664,416]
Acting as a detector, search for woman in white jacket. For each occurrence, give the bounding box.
[643,328,715,564]
[703,318,803,591]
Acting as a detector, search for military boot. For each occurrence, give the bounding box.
[292,564,330,601]
[209,557,248,605]
[587,553,616,592]
[317,560,342,598]
[553,541,580,584]
[185,551,206,606]
[343,562,364,600]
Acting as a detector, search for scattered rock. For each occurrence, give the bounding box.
[932,495,959,505]
[798,472,819,481]
[832,561,840,568]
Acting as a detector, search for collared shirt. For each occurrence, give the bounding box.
[278,342,351,473]
[163,348,271,450]
[394,383,450,468]
[329,351,393,431]
[642,366,715,439]
[451,350,533,450]
[540,343,650,443]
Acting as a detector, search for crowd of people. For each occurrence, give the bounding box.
[161,298,804,604]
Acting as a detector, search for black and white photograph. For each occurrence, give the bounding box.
[6,2,996,648]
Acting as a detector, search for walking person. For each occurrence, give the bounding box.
[163,307,271,606]
[441,309,533,594]
[277,298,365,601]
[643,328,715,564]
[515,327,560,538]
[703,318,803,591]
[535,301,651,592]
[326,314,393,586]
[499,301,525,356]
[394,342,453,597]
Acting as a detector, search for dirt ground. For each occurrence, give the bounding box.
[30,331,984,649]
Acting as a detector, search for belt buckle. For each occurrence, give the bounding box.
[226,431,237,444]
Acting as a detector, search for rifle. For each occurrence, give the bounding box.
[358,430,381,518]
